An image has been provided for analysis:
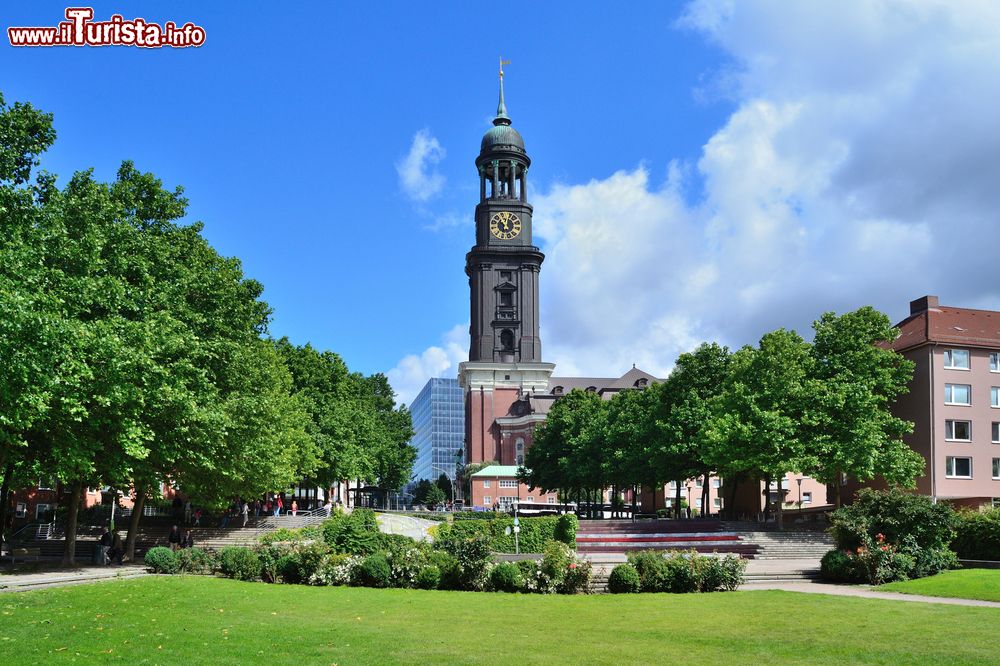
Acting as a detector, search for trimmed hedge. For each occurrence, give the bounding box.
[953,509,1000,560]
[608,564,641,593]
[218,546,262,581]
[435,514,577,553]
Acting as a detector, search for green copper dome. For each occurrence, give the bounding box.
[480,123,525,153]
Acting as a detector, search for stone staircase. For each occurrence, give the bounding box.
[22,513,332,561]
[576,519,760,558]
[733,531,833,560]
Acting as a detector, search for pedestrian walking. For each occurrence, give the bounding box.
[182,530,194,549]
[241,501,249,527]
[291,500,298,517]
[193,508,202,527]
[274,496,283,517]
[168,525,182,552]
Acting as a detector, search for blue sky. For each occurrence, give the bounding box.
[4,2,1000,404]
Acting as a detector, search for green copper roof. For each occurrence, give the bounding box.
[480,124,525,153]
[470,465,522,478]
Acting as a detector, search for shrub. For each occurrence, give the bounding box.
[560,559,592,594]
[627,550,736,593]
[714,554,747,592]
[830,488,956,552]
[176,547,215,575]
[415,564,441,590]
[322,509,382,555]
[258,525,321,545]
[821,549,860,583]
[540,542,573,588]
[257,544,289,583]
[829,489,958,581]
[429,550,462,590]
[278,542,330,584]
[489,561,523,593]
[218,546,262,581]
[309,553,353,586]
[953,508,1000,560]
[554,514,578,545]
[449,535,494,591]
[353,553,392,588]
[608,564,641,593]
[144,546,179,574]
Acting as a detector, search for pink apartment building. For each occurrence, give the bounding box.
[879,295,1000,508]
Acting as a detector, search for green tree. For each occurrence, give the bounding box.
[435,473,453,502]
[803,307,922,507]
[708,330,813,526]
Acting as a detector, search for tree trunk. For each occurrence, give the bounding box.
[776,476,785,531]
[702,472,710,517]
[762,473,771,523]
[126,483,146,562]
[726,476,740,520]
[631,484,638,523]
[675,481,682,520]
[62,478,83,566]
[834,470,843,510]
[0,459,13,548]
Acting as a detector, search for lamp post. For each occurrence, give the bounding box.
[797,477,803,510]
[686,484,692,519]
[432,465,456,508]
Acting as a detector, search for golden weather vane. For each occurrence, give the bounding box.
[499,57,511,80]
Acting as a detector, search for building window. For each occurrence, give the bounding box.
[992,353,1000,372]
[802,492,813,504]
[712,478,722,489]
[944,349,971,370]
[547,497,555,504]
[14,502,26,518]
[994,459,1000,480]
[500,329,514,352]
[552,386,564,395]
[35,503,54,520]
[713,497,721,508]
[482,480,490,488]
[946,456,973,479]
[516,454,524,466]
[994,498,1000,509]
[37,478,55,491]
[945,420,972,441]
[993,422,1000,444]
[525,496,534,503]
[993,387,1000,408]
[499,479,517,488]
[500,271,512,282]
[945,384,972,405]
[499,291,513,307]
[483,495,492,505]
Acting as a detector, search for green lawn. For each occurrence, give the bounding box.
[879,568,1000,602]
[2,576,1000,664]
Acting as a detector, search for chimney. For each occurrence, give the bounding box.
[910,295,940,315]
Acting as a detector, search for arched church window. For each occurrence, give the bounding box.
[500,329,514,351]
[552,386,563,395]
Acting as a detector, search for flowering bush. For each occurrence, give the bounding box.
[560,558,592,594]
[309,553,355,586]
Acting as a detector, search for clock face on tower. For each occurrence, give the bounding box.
[489,211,522,240]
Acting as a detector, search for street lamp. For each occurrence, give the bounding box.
[432,465,456,508]
[797,477,803,510]
[686,483,692,519]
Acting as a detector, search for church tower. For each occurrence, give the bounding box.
[460,62,555,465]
[467,64,543,363]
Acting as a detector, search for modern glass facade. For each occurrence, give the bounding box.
[408,377,465,491]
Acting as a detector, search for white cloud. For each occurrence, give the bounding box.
[387,324,467,406]
[396,129,446,202]
[389,0,1000,385]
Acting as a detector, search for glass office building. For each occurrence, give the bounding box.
[408,377,465,492]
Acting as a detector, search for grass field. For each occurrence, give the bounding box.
[879,568,1000,602]
[2,576,1000,664]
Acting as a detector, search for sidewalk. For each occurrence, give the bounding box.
[741,580,1000,608]
[0,564,148,593]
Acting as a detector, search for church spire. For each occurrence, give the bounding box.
[495,57,511,126]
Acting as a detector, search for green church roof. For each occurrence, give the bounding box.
[470,465,522,478]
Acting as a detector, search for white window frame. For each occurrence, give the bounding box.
[993,387,1000,408]
[992,353,1000,373]
[945,383,972,406]
[944,349,971,370]
[14,502,27,518]
[802,492,813,504]
[993,422,1000,444]
[994,459,1000,480]
[483,495,492,505]
[482,480,490,488]
[525,496,534,503]
[37,478,55,491]
[35,503,54,520]
[712,497,721,508]
[547,497,555,504]
[945,420,972,442]
[946,456,973,479]
[712,478,722,488]
[499,479,517,489]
